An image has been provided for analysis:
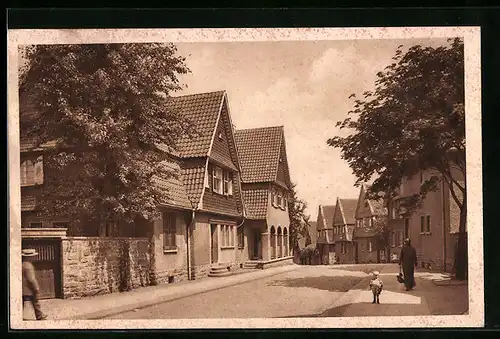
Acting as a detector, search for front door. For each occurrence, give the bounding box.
[253,231,260,259]
[404,218,410,239]
[210,224,218,264]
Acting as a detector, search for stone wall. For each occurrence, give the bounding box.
[61,237,151,299]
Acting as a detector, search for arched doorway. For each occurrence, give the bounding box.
[277,226,283,258]
[270,226,276,259]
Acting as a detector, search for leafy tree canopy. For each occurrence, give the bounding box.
[287,182,311,250]
[328,37,467,278]
[328,38,465,211]
[20,43,196,224]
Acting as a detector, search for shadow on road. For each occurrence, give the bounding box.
[268,275,364,292]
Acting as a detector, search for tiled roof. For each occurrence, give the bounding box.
[153,160,193,210]
[164,91,225,158]
[241,188,269,219]
[181,161,206,208]
[369,199,388,216]
[20,139,59,153]
[308,221,318,244]
[338,198,358,225]
[234,126,283,183]
[321,205,336,229]
[363,184,387,216]
[21,195,36,211]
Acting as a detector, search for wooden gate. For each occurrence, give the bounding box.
[22,239,61,299]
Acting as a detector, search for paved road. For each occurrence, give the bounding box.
[105,263,468,319]
[106,265,370,319]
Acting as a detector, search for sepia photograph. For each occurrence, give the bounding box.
[7,27,483,329]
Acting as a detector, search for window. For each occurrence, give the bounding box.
[237,227,244,249]
[420,216,425,233]
[163,213,177,250]
[363,218,370,227]
[420,171,425,185]
[52,222,69,229]
[341,242,347,254]
[20,156,44,187]
[277,193,282,208]
[212,166,223,194]
[391,232,396,247]
[368,239,373,252]
[223,171,233,196]
[426,215,431,233]
[221,225,234,248]
[29,222,43,228]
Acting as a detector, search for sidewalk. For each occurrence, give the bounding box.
[320,264,469,317]
[24,264,299,320]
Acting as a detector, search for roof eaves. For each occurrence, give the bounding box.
[222,92,243,173]
[206,91,226,159]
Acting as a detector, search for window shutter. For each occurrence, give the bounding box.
[420,216,425,233]
[35,156,44,185]
[228,172,233,196]
[426,215,431,233]
[212,166,216,191]
[20,160,27,186]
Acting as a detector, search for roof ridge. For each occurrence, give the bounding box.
[235,125,284,132]
[170,90,226,99]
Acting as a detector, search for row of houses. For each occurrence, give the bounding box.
[19,90,294,299]
[312,170,466,272]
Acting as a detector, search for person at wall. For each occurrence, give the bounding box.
[22,249,47,320]
[399,238,418,291]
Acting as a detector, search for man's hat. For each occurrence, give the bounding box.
[22,249,38,257]
[373,271,380,276]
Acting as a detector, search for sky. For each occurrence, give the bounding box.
[174,38,450,220]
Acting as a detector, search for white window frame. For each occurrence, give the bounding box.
[223,171,233,196]
[368,239,373,252]
[21,155,44,187]
[212,166,223,194]
[391,232,396,247]
[163,213,177,251]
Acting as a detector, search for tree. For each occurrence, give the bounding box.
[327,38,467,279]
[287,182,310,253]
[19,43,196,230]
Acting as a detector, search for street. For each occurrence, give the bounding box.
[104,264,468,319]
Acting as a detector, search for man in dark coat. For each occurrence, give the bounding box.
[399,238,418,291]
[22,249,47,320]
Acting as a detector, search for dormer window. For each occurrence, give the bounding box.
[211,165,233,196]
[279,157,283,163]
[218,132,223,140]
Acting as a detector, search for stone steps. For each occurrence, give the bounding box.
[208,265,233,277]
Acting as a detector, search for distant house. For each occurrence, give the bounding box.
[235,126,293,266]
[316,205,336,265]
[353,184,388,264]
[387,168,466,272]
[332,198,358,264]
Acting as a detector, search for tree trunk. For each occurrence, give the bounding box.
[454,207,467,280]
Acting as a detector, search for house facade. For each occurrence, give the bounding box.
[235,126,293,267]
[316,205,336,265]
[332,198,358,264]
[19,90,294,299]
[387,169,466,272]
[353,184,388,264]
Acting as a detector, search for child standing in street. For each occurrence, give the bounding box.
[369,271,383,304]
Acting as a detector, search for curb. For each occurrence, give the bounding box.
[70,264,299,320]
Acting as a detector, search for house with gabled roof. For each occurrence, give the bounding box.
[332,198,358,264]
[353,184,388,264]
[316,205,336,265]
[153,90,246,280]
[19,90,249,298]
[234,126,293,266]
